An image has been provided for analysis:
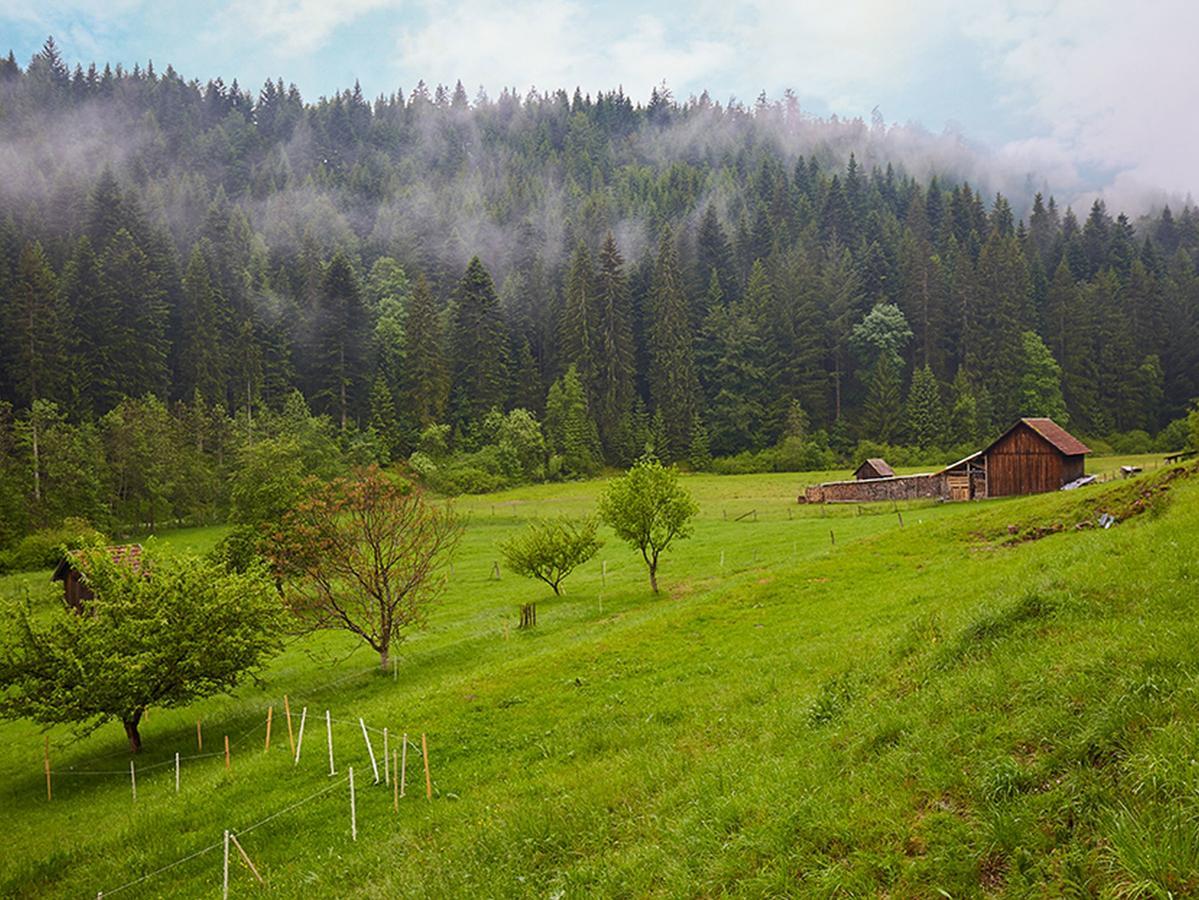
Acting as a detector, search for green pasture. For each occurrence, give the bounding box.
[1,453,1196,896]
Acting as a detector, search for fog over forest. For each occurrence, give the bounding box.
[1,37,1197,540]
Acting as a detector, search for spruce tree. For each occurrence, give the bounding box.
[647,227,698,461]
[403,273,449,429]
[905,364,945,450]
[176,244,225,404]
[313,251,368,430]
[450,257,509,431]
[593,233,635,457]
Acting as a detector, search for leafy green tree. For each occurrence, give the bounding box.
[0,545,283,752]
[368,375,403,462]
[1017,331,1068,423]
[100,395,176,529]
[597,455,698,593]
[500,517,601,596]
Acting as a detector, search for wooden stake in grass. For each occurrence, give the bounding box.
[224,735,231,771]
[264,706,273,752]
[400,733,407,798]
[284,695,294,756]
[294,707,307,765]
[43,736,51,801]
[393,748,399,812]
[229,833,264,885]
[830,529,836,545]
[222,830,230,900]
[383,728,390,785]
[130,760,137,803]
[175,752,180,794]
[422,733,432,800]
[326,710,336,776]
[197,718,203,752]
[360,718,380,783]
[348,767,357,841]
[601,560,607,586]
[897,510,904,528]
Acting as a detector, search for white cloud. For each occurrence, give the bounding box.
[395,0,733,99]
[968,0,1199,202]
[221,0,399,56]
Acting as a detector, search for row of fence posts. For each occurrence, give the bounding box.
[44,695,434,814]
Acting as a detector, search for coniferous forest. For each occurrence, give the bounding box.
[2,37,1198,546]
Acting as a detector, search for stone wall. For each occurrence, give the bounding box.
[803,473,947,503]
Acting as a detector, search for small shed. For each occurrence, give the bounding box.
[854,458,895,480]
[51,545,143,611]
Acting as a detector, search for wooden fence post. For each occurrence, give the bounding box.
[383,728,390,785]
[222,830,230,900]
[197,719,202,752]
[400,733,407,797]
[264,706,273,752]
[130,760,137,803]
[224,735,230,771]
[43,736,51,801]
[284,695,294,756]
[294,707,307,765]
[349,767,357,841]
[422,733,432,800]
[393,749,399,813]
[229,833,264,885]
[360,718,380,783]
[175,752,180,794]
[830,529,835,545]
[326,710,335,776]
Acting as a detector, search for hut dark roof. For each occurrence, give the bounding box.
[51,544,144,581]
[863,458,895,477]
[987,418,1091,456]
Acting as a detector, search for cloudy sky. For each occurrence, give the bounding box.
[2,0,1195,210]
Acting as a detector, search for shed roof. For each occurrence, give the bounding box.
[856,457,895,477]
[51,544,144,581]
[991,418,1091,456]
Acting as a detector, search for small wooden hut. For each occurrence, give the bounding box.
[51,545,143,611]
[853,458,895,480]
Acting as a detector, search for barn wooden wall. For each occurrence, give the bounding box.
[986,425,1080,496]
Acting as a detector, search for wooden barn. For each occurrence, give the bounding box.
[51,544,143,611]
[977,418,1090,497]
[802,418,1090,503]
[854,458,895,480]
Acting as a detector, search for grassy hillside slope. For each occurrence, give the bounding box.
[0,462,1196,897]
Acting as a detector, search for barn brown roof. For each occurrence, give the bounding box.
[1013,418,1091,456]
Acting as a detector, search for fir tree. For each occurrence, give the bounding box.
[312,251,368,430]
[646,227,698,461]
[905,365,945,450]
[450,257,509,431]
[403,273,449,429]
[176,244,225,404]
[593,233,635,457]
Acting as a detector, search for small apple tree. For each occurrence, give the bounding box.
[597,455,697,593]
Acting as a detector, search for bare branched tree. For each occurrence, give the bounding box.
[268,466,463,670]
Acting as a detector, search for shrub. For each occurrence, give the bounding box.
[500,517,601,595]
[0,518,107,574]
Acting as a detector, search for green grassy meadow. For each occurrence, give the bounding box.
[2,453,1197,896]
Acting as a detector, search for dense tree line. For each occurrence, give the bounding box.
[1,38,1197,545]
